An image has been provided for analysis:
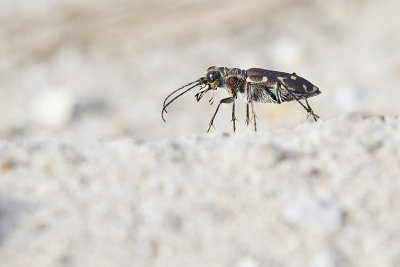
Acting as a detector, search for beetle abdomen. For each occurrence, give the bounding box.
[246,68,321,103]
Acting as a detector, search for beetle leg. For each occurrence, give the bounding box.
[305,99,319,122]
[275,83,282,104]
[279,81,319,122]
[247,84,258,131]
[209,91,216,105]
[231,101,239,132]
[251,101,257,131]
[246,103,250,125]
[207,97,235,133]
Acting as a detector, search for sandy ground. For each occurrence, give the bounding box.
[1,114,400,267]
[1,0,400,266]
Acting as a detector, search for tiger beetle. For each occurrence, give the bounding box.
[161,66,321,132]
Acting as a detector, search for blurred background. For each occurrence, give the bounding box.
[0,0,399,141]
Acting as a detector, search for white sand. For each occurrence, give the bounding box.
[1,114,400,266]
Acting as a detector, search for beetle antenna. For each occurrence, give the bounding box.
[161,80,202,122]
[163,79,201,109]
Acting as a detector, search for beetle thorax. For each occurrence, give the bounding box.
[219,67,247,94]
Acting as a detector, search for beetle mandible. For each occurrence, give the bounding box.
[161,66,321,132]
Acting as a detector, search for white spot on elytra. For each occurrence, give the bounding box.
[277,76,286,83]
[303,84,307,90]
[291,75,297,80]
[246,76,268,83]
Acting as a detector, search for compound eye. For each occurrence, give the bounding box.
[206,71,220,83]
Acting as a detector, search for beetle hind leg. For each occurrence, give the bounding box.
[279,81,319,122]
[305,99,319,122]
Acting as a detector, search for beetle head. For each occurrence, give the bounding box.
[204,66,223,88]
[161,66,223,122]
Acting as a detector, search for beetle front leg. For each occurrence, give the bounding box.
[207,97,235,133]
